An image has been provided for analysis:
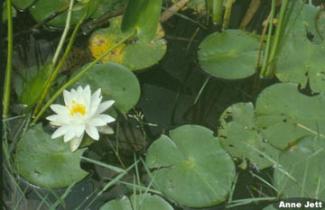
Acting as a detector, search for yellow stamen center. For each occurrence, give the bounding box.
[69,102,86,116]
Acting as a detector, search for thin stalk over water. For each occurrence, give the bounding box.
[261,0,289,78]
[259,0,276,78]
[3,0,13,118]
[52,0,75,66]
[32,14,86,118]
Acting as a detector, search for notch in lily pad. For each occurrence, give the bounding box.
[145,125,236,208]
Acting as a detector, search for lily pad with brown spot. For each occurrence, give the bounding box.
[88,17,167,71]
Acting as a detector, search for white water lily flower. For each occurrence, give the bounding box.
[46,85,115,152]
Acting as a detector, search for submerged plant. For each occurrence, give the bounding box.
[46,85,115,151]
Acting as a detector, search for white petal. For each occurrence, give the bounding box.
[69,135,84,152]
[52,126,69,139]
[98,126,114,134]
[98,114,115,124]
[97,100,115,113]
[77,86,83,94]
[64,130,76,142]
[47,114,70,125]
[86,126,99,140]
[89,89,102,115]
[63,90,72,106]
[70,88,78,101]
[84,85,91,109]
[74,124,85,137]
[89,118,107,126]
[50,104,68,115]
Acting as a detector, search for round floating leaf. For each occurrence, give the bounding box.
[12,0,34,10]
[14,124,88,188]
[29,0,125,28]
[263,205,277,210]
[276,37,325,93]
[89,17,167,71]
[146,125,235,208]
[255,83,325,150]
[29,0,90,27]
[122,0,162,41]
[219,103,279,169]
[123,39,167,70]
[198,30,259,79]
[100,196,131,210]
[276,3,325,92]
[77,63,140,113]
[274,137,325,201]
[100,194,174,210]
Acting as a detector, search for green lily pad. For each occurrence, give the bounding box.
[123,39,167,70]
[274,137,325,201]
[263,205,277,210]
[18,64,52,107]
[77,63,140,113]
[219,103,280,169]
[198,30,259,80]
[100,194,174,210]
[14,124,88,188]
[255,83,325,150]
[29,0,85,27]
[12,0,34,10]
[276,3,325,92]
[146,125,235,208]
[122,0,162,41]
[29,0,125,28]
[276,35,325,93]
[89,17,167,71]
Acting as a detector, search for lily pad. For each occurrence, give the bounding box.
[274,137,325,201]
[122,0,162,41]
[29,0,125,28]
[255,83,325,150]
[219,103,280,169]
[262,205,277,210]
[12,0,34,10]
[77,63,140,113]
[14,124,88,188]
[198,30,259,80]
[89,17,167,71]
[276,3,325,92]
[18,64,52,107]
[100,194,174,210]
[146,125,235,208]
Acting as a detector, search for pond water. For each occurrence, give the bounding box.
[3,1,305,209]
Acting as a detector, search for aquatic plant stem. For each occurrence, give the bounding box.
[32,33,135,124]
[259,0,276,78]
[32,14,86,118]
[222,0,235,29]
[52,0,75,66]
[268,0,289,64]
[261,0,289,78]
[2,0,13,119]
[207,0,224,25]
